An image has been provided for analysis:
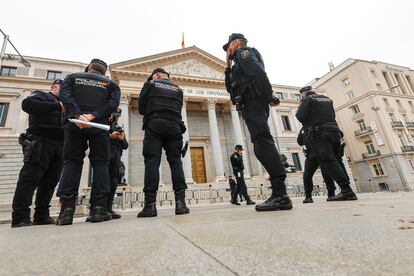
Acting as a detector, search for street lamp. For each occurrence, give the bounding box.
[0,28,31,68]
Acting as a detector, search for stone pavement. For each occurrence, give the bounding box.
[1,192,414,275]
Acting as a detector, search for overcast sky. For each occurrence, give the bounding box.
[1,0,413,86]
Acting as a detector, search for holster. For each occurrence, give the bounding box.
[22,138,43,163]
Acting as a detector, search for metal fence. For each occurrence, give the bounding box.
[92,184,328,210]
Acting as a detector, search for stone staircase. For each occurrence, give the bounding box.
[0,137,23,204]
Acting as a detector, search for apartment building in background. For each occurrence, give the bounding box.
[313,58,414,192]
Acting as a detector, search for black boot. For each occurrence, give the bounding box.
[175,201,190,215]
[174,190,190,215]
[33,206,55,225]
[56,195,76,226]
[137,203,157,217]
[303,195,314,204]
[11,220,33,228]
[255,193,293,212]
[230,199,241,205]
[33,217,56,225]
[327,190,357,201]
[90,194,112,223]
[107,194,121,219]
[327,190,336,201]
[246,197,256,205]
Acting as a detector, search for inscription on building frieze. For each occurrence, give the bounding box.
[182,86,230,100]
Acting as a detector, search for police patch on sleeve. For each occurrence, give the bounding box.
[241,50,250,59]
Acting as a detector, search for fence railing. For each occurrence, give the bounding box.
[77,184,327,210]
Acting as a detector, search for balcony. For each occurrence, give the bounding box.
[362,151,381,159]
[354,126,372,137]
[406,122,414,128]
[401,146,414,152]
[391,121,404,128]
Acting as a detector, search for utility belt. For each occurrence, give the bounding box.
[143,111,186,133]
[19,133,63,148]
[303,123,340,137]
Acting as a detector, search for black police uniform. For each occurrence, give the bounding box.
[57,68,120,224]
[297,129,336,202]
[224,35,292,212]
[108,135,128,215]
[228,177,237,202]
[296,91,357,201]
[138,74,189,217]
[230,152,255,205]
[11,90,64,227]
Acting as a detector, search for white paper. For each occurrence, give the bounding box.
[69,119,110,131]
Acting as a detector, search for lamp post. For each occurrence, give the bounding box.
[0,28,31,68]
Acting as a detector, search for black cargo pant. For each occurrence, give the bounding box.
[308,129,352,193]
[142,118,187,203]
[242,97,287,195]
[12,137,63,224]
[303,150,336,197]
[57,128,110,197]
[234,171,250,201]
[108,148,122,206]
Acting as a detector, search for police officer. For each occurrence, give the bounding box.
[56,59,120,225]
[107,108,128,219]
[137,68,189,217]
[11,79,65,227]
[228,176,239,205]
[230,145,255,205]
[223,33,292,212]
[296,86,357,201]
[297,128,336,203]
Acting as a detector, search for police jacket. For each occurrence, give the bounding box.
[225,47,273,104]
[230,152,245,175]
[110,136,129,156]
[22,91,63,141]
[60,71,120,128]
[138,78,183,125]
[295,92,337,128]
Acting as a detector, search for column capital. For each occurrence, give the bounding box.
[229,103,238,112]
[206,99,217,110]
[120,92,131,104]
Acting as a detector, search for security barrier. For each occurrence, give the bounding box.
[106,183,327,210]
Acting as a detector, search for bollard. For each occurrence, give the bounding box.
[260,184,264,200]
[122,188,126,210]
[209,185,213,204]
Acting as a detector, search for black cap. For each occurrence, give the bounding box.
[235,145,244,150]
[223,33,247,51]
[85,58,108,72]
[299,86,312,93]
[52,79,63,85]
[147,67,170,81]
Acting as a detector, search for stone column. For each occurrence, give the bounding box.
[270,107,282,136]
[206,100,225,181]
[182,98,194,183]
[291,108,301,131]
[118,92,130,184]
[230,104,251,178]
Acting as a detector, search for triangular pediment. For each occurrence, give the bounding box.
[110,46,226,81]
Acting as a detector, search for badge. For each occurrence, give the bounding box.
[241,50,249,59]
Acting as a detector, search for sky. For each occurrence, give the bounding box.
[1,0,413,87]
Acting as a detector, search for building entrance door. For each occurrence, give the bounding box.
[190,147,207,183]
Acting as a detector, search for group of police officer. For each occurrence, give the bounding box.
[11,33,357,228]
